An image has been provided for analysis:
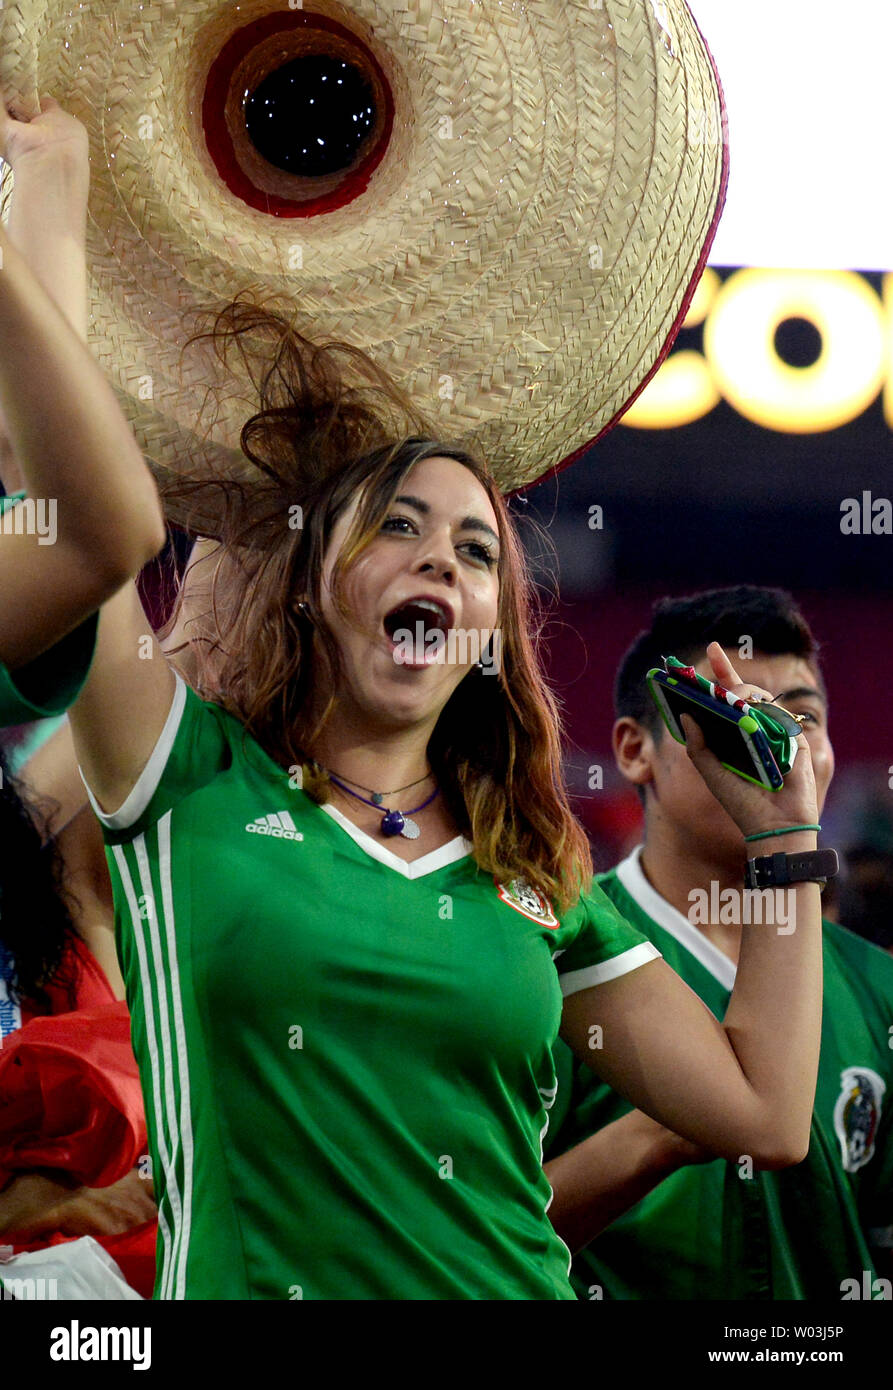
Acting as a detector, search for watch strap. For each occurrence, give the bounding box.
[745,848,839,890]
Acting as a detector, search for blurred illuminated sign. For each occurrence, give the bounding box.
[641,4,893,435]
[623,269,893,435]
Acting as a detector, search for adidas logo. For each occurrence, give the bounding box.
[245,811,303,841]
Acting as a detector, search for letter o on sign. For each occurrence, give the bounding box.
[704,269,886,433]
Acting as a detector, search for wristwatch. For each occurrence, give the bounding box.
[744,848,839,891]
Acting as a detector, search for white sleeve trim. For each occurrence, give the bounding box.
[559,941,662,997]
[78,673,188,830]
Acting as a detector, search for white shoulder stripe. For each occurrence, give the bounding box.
[111,840,177,1294]
[156,813,195,1299]
[113,818,195,1300]
[131,831,186,1299]
[559,941,661,997]
[80,673,188,830]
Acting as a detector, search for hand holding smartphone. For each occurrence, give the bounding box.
[647,655,806,791]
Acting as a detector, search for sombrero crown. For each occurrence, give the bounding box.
[1,0,727,527]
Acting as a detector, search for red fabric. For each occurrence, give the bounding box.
[21,932,117,1024]
[0,1000,146,1186]
[0,943,157,1297]
[95,1220,157,1298]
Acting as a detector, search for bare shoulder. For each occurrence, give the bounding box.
[68,582,177,816]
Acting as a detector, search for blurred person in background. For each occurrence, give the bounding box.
[545,586,893,1297]
[0,741,157,1249]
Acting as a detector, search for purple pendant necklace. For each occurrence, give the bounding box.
[325,772,439,840]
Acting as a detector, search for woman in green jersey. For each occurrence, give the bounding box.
[0,98,165,723]
[5,100,826,1299]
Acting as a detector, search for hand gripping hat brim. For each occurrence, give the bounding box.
[0,0,728,527]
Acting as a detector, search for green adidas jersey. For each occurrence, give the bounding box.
[0,492,98,726]
[546,848,893,1301]
[85,674,660,1300]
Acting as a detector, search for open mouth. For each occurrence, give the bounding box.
[383,598,453,665]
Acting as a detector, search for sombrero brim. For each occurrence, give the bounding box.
[1,0,727,530]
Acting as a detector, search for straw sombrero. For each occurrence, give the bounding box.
[0,0,727,530]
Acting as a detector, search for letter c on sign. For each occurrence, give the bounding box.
[622,269,722,429]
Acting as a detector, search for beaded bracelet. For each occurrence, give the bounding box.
[743,823,821,844]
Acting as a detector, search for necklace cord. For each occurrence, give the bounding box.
[315,763,433,800]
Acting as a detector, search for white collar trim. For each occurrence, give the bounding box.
[272,762,472,879]
[614,846,738,991]
[319,801,472,880]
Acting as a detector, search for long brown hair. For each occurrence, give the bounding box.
[162,297,592,911]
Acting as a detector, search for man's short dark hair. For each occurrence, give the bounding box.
[614,585,824,737]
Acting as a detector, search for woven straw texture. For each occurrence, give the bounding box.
[0,0,726,523]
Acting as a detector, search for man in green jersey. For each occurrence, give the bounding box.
[545,587,893,1301]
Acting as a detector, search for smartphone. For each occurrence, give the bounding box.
[646,659,799,791]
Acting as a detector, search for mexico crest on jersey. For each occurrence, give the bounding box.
[495,877,559,928]
[833,1066,886,1173]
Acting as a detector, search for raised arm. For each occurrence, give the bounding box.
[0,96,167,671]
[560,642,823,1169]
[0,94,176,803]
